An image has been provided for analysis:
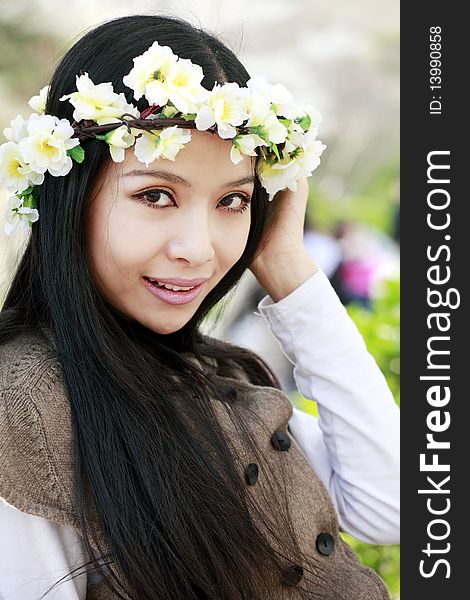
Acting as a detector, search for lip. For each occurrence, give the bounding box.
[145,276,210,286]
[143,277,206,305]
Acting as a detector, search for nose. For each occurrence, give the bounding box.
[166,209,216,266]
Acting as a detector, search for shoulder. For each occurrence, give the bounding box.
[0,326,60,389]
[0,328,78,528]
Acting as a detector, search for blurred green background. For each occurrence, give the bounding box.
[0,0,400,596]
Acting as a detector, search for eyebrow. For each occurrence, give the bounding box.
[122,169,255,188]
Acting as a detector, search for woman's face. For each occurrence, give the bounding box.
[87,130,254,335]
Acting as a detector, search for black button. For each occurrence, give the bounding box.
[244,463,259,485]
[281,563,304,586]
[316,533,335,556]
[270,431,291,451]
[222,385,237,401]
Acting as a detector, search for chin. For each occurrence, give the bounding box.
[150,320,189,336]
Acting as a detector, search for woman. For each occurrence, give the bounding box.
[0,14,399,600]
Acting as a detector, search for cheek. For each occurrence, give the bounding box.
[90,203,158,267]
[217,219,251,266]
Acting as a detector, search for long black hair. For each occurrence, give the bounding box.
[1,14,315,599]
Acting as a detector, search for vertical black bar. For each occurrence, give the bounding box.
[401,4,465,598]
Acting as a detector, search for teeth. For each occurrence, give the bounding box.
[148,278,196,291]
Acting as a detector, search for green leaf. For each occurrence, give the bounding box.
[180,113,197,121]
[295,114,311,131]
[279,119,292,128]
[270,142,281,161]
[159,104,179,118]
[67,145,85,163]
[246,125,267,140]
[22,194,37,210]
[18,186,34,198]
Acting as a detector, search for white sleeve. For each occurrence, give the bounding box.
[256,267,400,545]
[0,497,89,600]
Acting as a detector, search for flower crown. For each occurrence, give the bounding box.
[0,40,326,236]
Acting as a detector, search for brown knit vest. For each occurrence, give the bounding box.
[0,328,390,599]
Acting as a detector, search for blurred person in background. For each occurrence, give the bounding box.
[330,220,399,310]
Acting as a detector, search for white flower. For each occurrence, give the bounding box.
[0,141,44,193]
[164,58,209,114]
[134,126,192,165]
[195,82,248,139]
[60,73,139,125]
[284,104,322,145]
[256,156,300,200]
[19,114,79,176]
[300,103,322,128]
[104,126,136,162]
[244,89,271,120]
[230,133,266,165]
[123,41,178,104]
[3,115,29,143]
[252,111,287,145]
[244,90,288,145]
[247,78,323,142]
[256,129,326,201]
[295,133,327,177]
[283,122,306,154]
[3,195,39,237]
[247,76,297,118]
[28,85,50,114]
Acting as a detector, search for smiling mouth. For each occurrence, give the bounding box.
[143,277,197,291]
[142,277,205,305]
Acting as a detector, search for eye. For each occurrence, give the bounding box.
[135,189,251,214]
[218,193,251,214]
[135,189,174,209]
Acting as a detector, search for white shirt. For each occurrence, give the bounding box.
[0,268,400,599]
